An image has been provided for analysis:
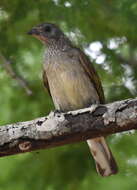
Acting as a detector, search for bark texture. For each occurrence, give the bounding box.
[0,98,137,157]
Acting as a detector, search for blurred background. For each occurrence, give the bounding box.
[0,0,137,189]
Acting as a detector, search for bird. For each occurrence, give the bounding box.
[28,23,118,177]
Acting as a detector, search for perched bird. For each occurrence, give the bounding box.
[28,23,118,176]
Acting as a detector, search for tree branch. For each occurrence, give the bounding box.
[0,98,137,157]
[0,53,33,96]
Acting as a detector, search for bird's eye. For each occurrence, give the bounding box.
[44,26,51,32]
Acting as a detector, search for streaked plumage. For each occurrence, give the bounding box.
[28,23,118,176]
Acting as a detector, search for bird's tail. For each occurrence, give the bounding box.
[87,137,118,177]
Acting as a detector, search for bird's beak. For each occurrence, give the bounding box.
[27,27,48,43]
[27,28,40,35]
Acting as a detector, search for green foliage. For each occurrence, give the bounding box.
[0,0,137,189]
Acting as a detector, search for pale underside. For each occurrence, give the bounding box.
[44,51,99,111]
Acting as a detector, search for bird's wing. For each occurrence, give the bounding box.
[77,48,105,103]
[43,70,51,96]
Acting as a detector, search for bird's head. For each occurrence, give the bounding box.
[27,23,65,44]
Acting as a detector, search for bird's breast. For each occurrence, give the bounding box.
[45,57,99,111]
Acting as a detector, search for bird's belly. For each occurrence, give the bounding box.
[47,66,99,111]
